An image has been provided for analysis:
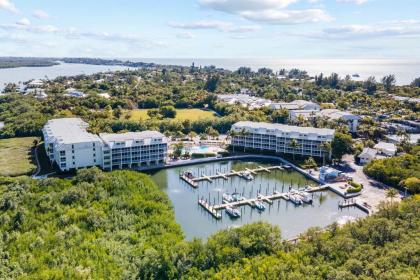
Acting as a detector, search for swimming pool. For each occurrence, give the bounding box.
[185,145,214,154]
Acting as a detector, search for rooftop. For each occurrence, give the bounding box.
[359,147,377,158]
[100,131,165,142]
[233,121,335,136]
[43,118,101,144]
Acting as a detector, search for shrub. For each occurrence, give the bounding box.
[191,152,216,159]
[347,181,363,193]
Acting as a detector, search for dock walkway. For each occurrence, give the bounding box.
[181,166,283,188]
[206,191,289,211]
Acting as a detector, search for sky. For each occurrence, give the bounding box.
[0,0,419,59]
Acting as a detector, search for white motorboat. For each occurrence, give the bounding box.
[240,171,254,181]
[288,193,303,205]
[252,200,266,211]
[225,206,241,218]
[232,192,245,202]
[222,193,234,203]
[291,189,313,204]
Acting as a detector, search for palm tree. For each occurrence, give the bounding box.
[386,188,398,204]
[289,139,300,161]
[319,142,332,166]
[227,129,238,153]
[239,128,250,153]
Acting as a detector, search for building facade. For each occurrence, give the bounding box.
[43,118,167,172]
[289,109,360,133]
[100,132,167,171]
[231,121,335,158]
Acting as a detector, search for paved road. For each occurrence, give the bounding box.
[340,154,401,211]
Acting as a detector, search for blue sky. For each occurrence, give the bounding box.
[0,0,419,58]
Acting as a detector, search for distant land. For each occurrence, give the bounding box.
[0,57,156,69]
[0,57,59,69]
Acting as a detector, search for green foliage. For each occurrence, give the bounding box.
[332,132,354,160]
[0,170,182,279]
[347,181,363,193]
[190,152,216,158]
[159,105,177,119]
[173,142,184,158]
[179,198,420,279]
[0,168,419,279]
[302,157,318,169]
[364,147,420,193]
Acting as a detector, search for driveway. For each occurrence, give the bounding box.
[339,154,401,212]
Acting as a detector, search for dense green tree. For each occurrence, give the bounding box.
[159,106,177,118]
[381,74,396,92]
[364,76,377,95]
[331,132,354,161]
[204,75,220,92]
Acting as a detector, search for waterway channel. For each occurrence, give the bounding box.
[149,159,367,240]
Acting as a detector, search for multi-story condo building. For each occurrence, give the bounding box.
[43,118,104,172]
[100,132,167,171]
[231,121,335,158]
[43,118,167,172]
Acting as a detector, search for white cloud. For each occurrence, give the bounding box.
[336,0,368,4]
[33,9,50,19]
[198,0,331,24]
[240,9,332,24]
[199,0,298,12]
[0,22,166,49]
[168,20,260,33]
[293,20,420,40]
[16,17,31,26]
[0,0,18,14]
[176,32,195,39]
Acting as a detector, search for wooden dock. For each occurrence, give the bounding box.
[205,191,289,212]
[198,199,222,219]
[181,166,283,188]
[180,175,198,188]
[339,200,371,214]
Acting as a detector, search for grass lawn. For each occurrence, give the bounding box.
[123,108,219,122]
[0,137,38,177]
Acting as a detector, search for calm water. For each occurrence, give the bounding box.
[149,159,366,240]
[0,62,134,90]
[136,58,420,85]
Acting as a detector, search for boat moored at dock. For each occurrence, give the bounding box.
[288,193,303,205]
[239,170,254,181]
[291,189,313,204]
[251,200,266,211]
[225,206,241,218]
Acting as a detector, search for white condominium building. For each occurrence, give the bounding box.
[43,118,104,172]
[43,118,167,172]
[231,121,335,158]
[100,131,167,171]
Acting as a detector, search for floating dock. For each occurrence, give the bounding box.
[202,191,289,212]
[198,189,319,219]
[198,199,222,219]
[339,200,371,214]
[181,165,283,188]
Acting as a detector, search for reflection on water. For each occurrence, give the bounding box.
[149,159,367,240]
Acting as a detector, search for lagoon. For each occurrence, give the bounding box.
[149,159,367,240]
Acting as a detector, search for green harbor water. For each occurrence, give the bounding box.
[149,159,367,240]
